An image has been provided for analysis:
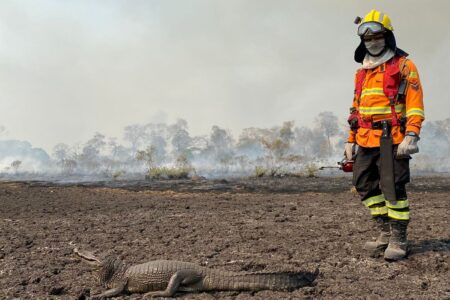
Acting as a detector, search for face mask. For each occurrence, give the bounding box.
[364,38,386,56]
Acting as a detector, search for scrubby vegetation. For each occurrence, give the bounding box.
[1,115,449,179]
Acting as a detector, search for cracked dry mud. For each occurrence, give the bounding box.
[0,176,449,299]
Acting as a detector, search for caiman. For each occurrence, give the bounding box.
[74,248,318,299]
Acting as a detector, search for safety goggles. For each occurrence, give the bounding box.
[357,21,385,36]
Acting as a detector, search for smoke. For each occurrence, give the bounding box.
[1,1,449,150]
[412,118,450,173]
[0,113,342,180]
[0,140,50,173]
[0,1,449,180]
[1,115,449,181]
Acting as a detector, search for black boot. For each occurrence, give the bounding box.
[384,220,408,261]
[364,216,390,257]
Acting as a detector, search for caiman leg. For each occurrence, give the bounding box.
[91,282,127,300]
[143,270,202,298]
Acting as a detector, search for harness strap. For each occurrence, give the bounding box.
[353,55,408,129]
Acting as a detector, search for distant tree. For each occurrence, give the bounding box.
[52,143,78,174]
[86,132,107,153]
[76,133,107,172]
[136,146,157,171]
[11,160,22,173]
[292,126,314,157]
[138,123,168,164]
[168,119,188,134]
[260,122,295,160]
[124,124,146,150]
[315,112,339,155]
[169,119,192,158]
[108,137,132,162]
[208,125,234,164]
[171,129,191,155]
[236,127,268,158]
[189,136,209,157]
[279,121,295,144]
[210,126,233,149]
[52,143,71,162]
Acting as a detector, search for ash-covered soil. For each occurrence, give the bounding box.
[0,176,449,299]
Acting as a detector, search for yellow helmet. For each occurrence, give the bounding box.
[357,9,394,36]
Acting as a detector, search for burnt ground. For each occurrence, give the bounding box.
[0,176,449,299]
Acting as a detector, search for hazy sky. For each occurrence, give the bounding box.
[1,0,449,151]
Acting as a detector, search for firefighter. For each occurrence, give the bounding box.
[345,10,425,260]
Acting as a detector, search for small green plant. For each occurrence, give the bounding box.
[304,163,319,178]
[146,166,192,180]
[112,170,125,180]
[254,166,266,177]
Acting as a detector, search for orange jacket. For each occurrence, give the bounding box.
[347,57,425,147]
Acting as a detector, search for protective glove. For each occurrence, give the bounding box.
[397,134,419,157]
[344,142,355,160]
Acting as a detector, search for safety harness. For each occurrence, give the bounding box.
[348,55,409,130]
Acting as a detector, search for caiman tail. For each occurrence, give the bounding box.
[202,268,319,291]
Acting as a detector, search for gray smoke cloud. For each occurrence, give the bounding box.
[0,1,449,152]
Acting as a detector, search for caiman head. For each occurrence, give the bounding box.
[74,248,126,287]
